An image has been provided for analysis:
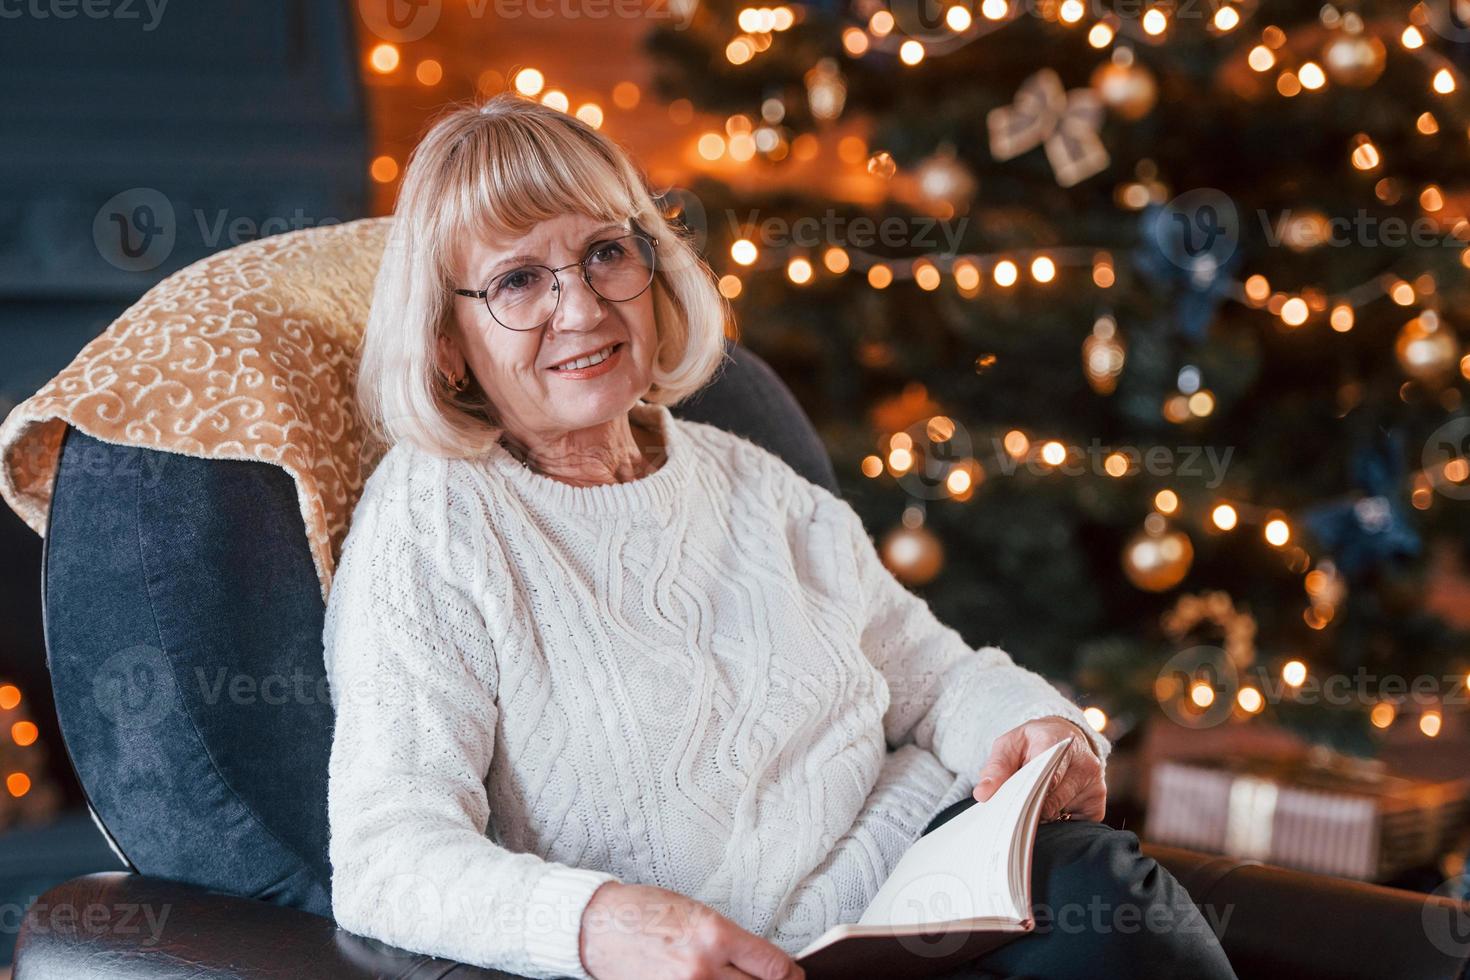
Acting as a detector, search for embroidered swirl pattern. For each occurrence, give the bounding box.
[0,217,396,600]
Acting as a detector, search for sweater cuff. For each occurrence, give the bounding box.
[523,864,620,980]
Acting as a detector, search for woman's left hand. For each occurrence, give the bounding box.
[971,716,1107,822]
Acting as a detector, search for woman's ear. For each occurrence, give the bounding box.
[435,327,466,378]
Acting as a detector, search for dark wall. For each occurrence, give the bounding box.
[0,0,371,809]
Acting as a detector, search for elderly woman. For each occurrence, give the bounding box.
[324,94,1235,980]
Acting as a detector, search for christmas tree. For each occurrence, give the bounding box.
[646,1,1470,754]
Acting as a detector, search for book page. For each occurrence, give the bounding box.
[857,739,1071,929]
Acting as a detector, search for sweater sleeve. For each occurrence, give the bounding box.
[828,495,1111,783]
[323,454,618,980]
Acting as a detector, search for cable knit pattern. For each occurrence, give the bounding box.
[324,399,1110,979]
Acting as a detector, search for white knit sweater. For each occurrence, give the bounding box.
[324,398,1109,980]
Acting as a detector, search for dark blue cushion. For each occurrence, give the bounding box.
[42,340,835,916]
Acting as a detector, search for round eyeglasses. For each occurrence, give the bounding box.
[453,233,659,332]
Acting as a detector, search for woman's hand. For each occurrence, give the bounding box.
[971,716,1107,822]
[579,881,806,980]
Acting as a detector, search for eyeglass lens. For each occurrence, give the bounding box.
[485,235,655,331]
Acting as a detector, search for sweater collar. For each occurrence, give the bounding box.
[483,400,691,516]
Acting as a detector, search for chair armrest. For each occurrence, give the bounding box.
[13,872,527,980]
[18,856,1470,980]
[1145,844,1470,980]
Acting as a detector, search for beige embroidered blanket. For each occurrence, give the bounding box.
[0,216,396,601]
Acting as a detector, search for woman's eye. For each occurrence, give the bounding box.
[589,242,627,264]
[495,269,539,294]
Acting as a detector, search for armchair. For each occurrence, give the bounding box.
[7,221,1469,980]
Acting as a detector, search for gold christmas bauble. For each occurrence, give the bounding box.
[1122,525,1194,592]
[1395,311,1459,383]
[1090,61,1158,122]
[1322,33,1387,87]
[880,524,945,586]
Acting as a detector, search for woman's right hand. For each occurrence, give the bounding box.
[579,881,805,980]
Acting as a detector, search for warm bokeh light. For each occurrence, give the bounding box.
[6,772,30,798]
[575,103,604,129]
[1190,682,1215,708]
[612,81,641,109]
[1040,441,1067,466]
[0,685,19,710]
[11,721,38,746]
[914,261,941,291]
[1211,503,1238,530]
[1083,706,1108,731]
[1281,659,1307,687]
[1264,518,1291,546]
[370,155,398,183]
[1351,135,1380,170]
[1154,489,1179,514]
[1370,702,1396,729]
[1003,430,1030,457]
[415,59,442,86]
[1433,68,1457,95]
[1280,296,1309,326]
[786,257,813,285]
[730,239,758,265]
[993,259,1018,287]
[514,68,545,96]
[1237,687,1264,713]
[368,43,400,74]
[1421,710,1443,737]
[698,132,727,160]
[717,274,743,299]
[868,265,893,289]
[1030,255,1056,283]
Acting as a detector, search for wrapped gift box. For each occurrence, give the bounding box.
[1146,751,1470,881]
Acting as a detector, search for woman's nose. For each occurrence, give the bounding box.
[551,272,606,331]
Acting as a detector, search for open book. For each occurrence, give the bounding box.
[794,738,1073,979]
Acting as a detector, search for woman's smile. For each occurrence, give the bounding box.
[547,341,625,379]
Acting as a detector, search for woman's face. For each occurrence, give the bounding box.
[443,212,659,441]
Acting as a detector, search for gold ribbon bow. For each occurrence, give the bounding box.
[987,68,1110,188]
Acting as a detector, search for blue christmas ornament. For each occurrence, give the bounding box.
[1132,196,1243,342]
[1302,429,1422,581]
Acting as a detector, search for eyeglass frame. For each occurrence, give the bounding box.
[452,230,660,332]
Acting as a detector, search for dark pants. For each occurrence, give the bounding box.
[919,797,1238,980]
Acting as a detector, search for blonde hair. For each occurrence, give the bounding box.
[357,93,732,458]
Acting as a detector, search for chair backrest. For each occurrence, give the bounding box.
[42,339,836,917]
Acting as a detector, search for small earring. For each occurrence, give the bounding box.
[445,371,469,391]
